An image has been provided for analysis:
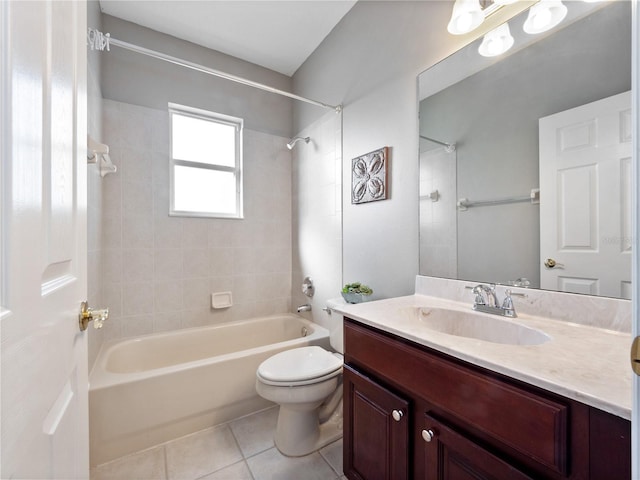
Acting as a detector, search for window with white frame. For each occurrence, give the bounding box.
[169,103,243,218]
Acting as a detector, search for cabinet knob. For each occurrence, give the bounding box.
[422,429,435,442]
[392,410,404,422]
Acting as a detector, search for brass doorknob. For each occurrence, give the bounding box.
[631,336,640,376]
[544,258,565,269]
[79,301,109,331]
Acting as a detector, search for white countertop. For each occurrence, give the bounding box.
[336,294,632,420]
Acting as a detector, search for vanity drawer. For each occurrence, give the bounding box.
[345,319,569,476]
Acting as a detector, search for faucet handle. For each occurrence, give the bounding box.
[501,289,514,309]
[472,285,486,306]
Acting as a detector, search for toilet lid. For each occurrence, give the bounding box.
[257,346,343,383]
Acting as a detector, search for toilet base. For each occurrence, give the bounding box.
[274,399,343,457]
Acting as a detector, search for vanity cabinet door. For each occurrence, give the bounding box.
[344,365,410,480]
[422,413,534,480]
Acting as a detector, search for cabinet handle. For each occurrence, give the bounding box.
[422,429,435,442]
[392,410,404,422]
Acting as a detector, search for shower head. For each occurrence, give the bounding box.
[286,136,310,150]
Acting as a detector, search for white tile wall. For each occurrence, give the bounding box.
[87,53,104,369]
[291,111,343,330]
[95,99,293,346]
[419,145,457,279]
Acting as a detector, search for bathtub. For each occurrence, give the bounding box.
[89,314,330,466]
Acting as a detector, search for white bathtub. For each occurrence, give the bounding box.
[89,314,330,466]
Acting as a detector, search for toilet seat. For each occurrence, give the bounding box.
[257,346,343,386]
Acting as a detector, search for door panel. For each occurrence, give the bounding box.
[422,414,533,480]
[539,91,632,298]
[1,1,88,478]
[344,366,410,480]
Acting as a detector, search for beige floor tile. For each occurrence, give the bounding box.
[165,425,243,480]
[319,439,343,476]
[91,446,166,480]
[198,460,254,480]
[229,406,278,457]
[246,447,338,480]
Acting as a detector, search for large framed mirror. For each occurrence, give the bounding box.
[418,0,632,299]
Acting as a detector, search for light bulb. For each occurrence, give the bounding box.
[478,23,514,57]
[533,7,552,30]
[455,12,474,33]
[447,0,484,35]
[523,0,568,34]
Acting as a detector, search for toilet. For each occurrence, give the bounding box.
[255,298,345,457]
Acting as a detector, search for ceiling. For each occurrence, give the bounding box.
[99,0,357,77]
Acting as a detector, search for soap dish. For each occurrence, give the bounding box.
[211,291,233,309]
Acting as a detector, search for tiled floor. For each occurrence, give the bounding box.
[90,406,346,480]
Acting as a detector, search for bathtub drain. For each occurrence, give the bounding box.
[301,326,308,337]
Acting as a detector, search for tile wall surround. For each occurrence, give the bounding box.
[292,111,343,329]
[97,99,293,348]
[415,275,631,333]
[419,144,457,279]
[87,45,104,369]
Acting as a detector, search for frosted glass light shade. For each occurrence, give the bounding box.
[478,23,514,57]
[447,0,484,35]
[493,0,519,4]
[523,0,568,34]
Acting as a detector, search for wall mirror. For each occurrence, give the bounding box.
[418,1,632,299]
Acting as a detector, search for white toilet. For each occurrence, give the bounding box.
[255,298,345,457]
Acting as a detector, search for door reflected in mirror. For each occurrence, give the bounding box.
[418,1,632,299]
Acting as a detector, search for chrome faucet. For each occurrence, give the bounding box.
[471,284,517,318]
[297,304,312,313]
[473,284,499,307]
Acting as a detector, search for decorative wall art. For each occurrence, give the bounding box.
[351,146,389,204]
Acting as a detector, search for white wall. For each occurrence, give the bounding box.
[100,14,293,137]
[293,2,461,299]
[293,1,530,300]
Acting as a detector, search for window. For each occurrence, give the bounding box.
[169,103,243,218]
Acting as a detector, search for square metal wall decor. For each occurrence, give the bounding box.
[351,146,389,204]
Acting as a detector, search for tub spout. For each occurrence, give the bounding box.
[297,304,312,313]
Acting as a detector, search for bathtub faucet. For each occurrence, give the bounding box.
[296,304,312,313]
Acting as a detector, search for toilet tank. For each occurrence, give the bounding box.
[325,297,346,354]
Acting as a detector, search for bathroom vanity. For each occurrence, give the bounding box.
[339,293,631,480]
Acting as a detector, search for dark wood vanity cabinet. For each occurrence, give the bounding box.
[343,318,631,480]
[344,366,410,480]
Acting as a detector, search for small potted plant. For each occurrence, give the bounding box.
[341,282,373,304]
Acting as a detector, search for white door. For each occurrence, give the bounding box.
[1,1,89,478]
[539,91,632,298]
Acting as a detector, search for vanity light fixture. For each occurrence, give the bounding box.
[448,0,574,43]
[523,0,568,34]
[478,23,515,57]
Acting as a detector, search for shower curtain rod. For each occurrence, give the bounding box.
[420,135,454,149]
[89,28,342,113]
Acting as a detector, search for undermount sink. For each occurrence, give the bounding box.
[401,306,551,346]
